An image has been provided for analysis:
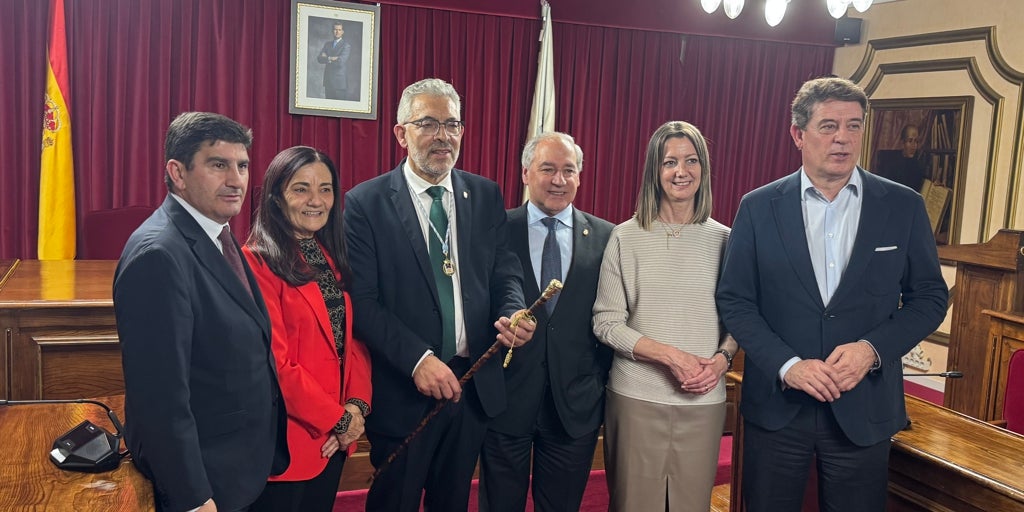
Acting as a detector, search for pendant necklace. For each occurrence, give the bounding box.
[658,217,684,250]
[658,217,683,238]
[414,190,456,276]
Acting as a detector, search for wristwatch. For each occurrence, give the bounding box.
[714,348,733,370]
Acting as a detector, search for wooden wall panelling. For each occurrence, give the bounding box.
[6,308,119,400]
[35,333,124,400]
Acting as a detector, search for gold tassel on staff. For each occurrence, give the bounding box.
[503,279,561,367]
[368,279,563,483]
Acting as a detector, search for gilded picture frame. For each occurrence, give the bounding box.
[863,96,974,246]
[289,0,381,119]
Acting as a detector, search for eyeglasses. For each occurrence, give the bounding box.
[404,117,465,137]
[536,167,578,179]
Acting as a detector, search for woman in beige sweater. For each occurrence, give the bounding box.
[593,121,737,512]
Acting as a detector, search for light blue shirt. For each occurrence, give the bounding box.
[779,168,871,382]
[527,202,573,288]
[800,168,862,307]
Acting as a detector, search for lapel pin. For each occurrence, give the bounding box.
[583,228,589,237]
[463,191,468,199]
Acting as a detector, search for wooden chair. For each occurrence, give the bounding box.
[79,206,154,260]
[1004,349,1024,435]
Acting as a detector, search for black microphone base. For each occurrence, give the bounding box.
[50,420,123,473]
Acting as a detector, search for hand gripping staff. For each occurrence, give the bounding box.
[368,279,563,483]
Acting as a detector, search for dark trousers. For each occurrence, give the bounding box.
[250,450,347,512]
[478,389,599,512]
[742,403,890,512]
[366,357,488,512]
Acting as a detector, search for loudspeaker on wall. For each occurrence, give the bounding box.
[835,18,863,45]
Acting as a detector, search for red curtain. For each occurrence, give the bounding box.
[553,31,833,225]
[1,1,832,259]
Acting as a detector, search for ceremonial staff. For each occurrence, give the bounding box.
[368,279,563,483]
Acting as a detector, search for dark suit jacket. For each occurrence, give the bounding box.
[716,169,948,446]
[114,196,288,511]
[490,205,613,438]
[343,163,526,438]
[243,246,372,481]
[317,38,351,96]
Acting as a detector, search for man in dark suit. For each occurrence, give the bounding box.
[716,77,948,512]
[114,112,288,512]
[479,132,613,512]
[316,21,351,100]
[344,78,536,512]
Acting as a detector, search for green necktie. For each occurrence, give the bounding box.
[427,186,456,362]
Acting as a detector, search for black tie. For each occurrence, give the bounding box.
[218,226,252,297]
[540,217,561,313]
[427,186,456,361]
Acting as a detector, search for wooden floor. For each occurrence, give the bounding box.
[710,484,731,512]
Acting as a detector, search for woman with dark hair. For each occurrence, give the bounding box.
[593,121,737,511]
[243,146,371,511]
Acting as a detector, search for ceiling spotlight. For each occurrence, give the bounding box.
[723,0,744,19]
[764,0,788,27]
[851,0,873,11]
[700,0,722,13]
[698,0,870,27]
[826,0,851,19]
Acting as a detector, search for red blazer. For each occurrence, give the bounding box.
[243,245,372,481]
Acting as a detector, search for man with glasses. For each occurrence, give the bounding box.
[344,78,536,511]
[479,132,613,512]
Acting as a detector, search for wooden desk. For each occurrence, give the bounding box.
[0,259,122,400]
[890,395,1024,511]
[728,378,1024,512]
[0,395,154,511]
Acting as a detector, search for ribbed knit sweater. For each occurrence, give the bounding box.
[593,218,730,405]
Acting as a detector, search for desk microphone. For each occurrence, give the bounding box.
[903,371,964,378]
[0,399,127,473]
[901,370,964,430]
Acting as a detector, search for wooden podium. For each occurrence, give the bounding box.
[937,230,1024,420]
[0,395,155,511]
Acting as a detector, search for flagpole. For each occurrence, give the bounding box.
[522,0,556,203]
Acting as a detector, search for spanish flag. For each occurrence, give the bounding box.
[39,0,76,260]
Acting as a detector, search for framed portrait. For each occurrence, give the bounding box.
[863,97,974,245]
[289,0,381,119]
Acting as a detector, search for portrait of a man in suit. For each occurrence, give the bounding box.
[114,112,289,512]
[316,21,352,100]
[716,77,948,512]
[478,132,614,512]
